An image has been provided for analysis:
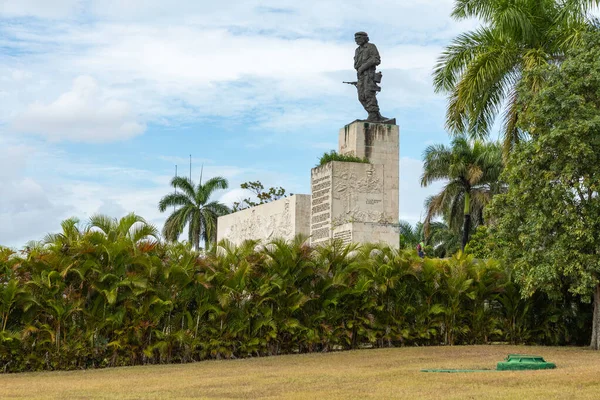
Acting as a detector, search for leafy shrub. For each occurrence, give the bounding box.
[317,150,369,167]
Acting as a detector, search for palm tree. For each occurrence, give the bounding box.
[397,220,424,250]
[158,176,231,251]
[421,137,503,250]
[427,221,462,258]
[43,217,84,253]
[88,213,159,245]
[433,0,600,156]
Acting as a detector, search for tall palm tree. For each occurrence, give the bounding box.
[421,137,503,250]
[158,176,231,251]
[433,0,600,156]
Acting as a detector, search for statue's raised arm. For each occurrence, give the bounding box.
[348,32,392,123]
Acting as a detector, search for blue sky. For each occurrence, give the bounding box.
[0,0,479,248]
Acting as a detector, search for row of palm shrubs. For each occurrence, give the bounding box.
[0,214,591,372]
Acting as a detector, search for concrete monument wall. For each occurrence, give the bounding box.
[217,195,311,246]
[332,222,399,247]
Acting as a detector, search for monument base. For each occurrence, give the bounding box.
[350,118,396,125]
[332,222,399,248]
[310,120,400,249]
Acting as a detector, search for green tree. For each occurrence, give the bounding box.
[43,217,84,253]
[398,220,424,250]
[87,213,159,245]
[158,176,231,251]
[398,220,462,257]
[434,0,600,156]
[487,33,600,349]
[427,221,462,258]
[232,181,290,211]
[421,137,503,250]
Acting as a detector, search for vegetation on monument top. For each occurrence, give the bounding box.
[232,180,291,212]
[486,32,600,350]
[317,150,370,167]
[433,0,600,157]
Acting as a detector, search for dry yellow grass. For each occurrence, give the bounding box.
[2,345,600,399]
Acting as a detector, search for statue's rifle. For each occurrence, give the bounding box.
[342,81,358,86]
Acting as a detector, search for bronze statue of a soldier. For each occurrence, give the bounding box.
[344,31,392,123]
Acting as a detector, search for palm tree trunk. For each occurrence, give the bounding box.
[461,192,471,250]
[194,223,201,252]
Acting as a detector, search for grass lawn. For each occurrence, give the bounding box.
[2,345,600,399]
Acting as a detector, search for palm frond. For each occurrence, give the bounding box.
[421,144,452,186]
[202,201,232,216]
[129,223,159,244]
[451,0,496,22]
[450,34,520,137]
[88,214,117,236]
[197,177,228,205]
[158,193,195,212]
[162,207,191,242]
[434,27,497,93]
[117,213,147,237]
[170,176,196,200]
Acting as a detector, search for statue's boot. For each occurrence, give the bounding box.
[367,111,390,122]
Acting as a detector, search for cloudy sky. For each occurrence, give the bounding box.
[0,0,480,248]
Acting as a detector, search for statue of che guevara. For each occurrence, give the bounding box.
[344,31,392,123]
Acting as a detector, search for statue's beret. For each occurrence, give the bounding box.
[354,31,368,37]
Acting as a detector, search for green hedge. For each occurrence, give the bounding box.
[0,234,591,372]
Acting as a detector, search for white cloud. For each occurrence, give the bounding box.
[0,142,30,180]
[0,139,72,247]
[0,0,83,19]
[0,0,464,133]
[12,76,145,143]
[85,0,469,42]
[217,188,251,208]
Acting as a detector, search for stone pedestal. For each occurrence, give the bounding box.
[339,121,399,223]
[310,121,399,248]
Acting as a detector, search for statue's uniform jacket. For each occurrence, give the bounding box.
[354,42,381,113]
